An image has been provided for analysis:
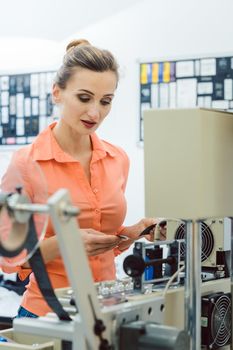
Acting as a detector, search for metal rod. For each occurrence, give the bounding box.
[185,220,201,350]
[230,217,233,350]
[11,203,79,216]
[144,256,175,267]
[184,220,192,337]
[193,221,201,350]
[13,203,49,213]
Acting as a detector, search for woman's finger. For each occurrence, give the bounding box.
[87,243,120,256]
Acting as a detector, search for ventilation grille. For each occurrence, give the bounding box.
[175,222,214,262]
[202,292,231,349]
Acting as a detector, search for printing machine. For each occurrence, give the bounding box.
[0,108,232,350]
[0,189,188,350]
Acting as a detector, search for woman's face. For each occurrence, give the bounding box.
[53,68,117,135]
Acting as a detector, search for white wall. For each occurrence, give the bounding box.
[0,37,62,74]
[1,0,233,225]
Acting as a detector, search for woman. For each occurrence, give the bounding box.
[1,39,156,317]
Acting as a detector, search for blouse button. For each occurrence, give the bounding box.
[93,188,98,194]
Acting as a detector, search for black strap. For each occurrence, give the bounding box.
[27,216,72,321]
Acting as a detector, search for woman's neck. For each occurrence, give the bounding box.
[52,120,92,159]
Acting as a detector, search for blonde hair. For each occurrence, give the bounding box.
[55,39,119,88]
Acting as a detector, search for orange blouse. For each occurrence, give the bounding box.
[1,122,129,316]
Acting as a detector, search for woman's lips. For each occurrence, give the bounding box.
[81,120,96,129]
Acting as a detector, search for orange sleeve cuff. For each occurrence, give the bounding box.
[113,247,123,257]
[18,267,32,281]
[113,244,131,257]
[116,226,125,235]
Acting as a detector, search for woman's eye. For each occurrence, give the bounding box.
[101,99,111,106]
[78,95,90,103]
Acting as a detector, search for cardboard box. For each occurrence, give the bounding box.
[144,108,233,219]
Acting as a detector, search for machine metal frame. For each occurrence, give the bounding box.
[0,189,231,349]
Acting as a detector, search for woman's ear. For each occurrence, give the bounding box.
[52,83,61,104]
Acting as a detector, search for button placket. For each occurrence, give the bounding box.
[90,162,100,199]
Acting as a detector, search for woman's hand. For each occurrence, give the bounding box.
[23,229,121,265]
[117,218,167,251]
[80,228,121,256]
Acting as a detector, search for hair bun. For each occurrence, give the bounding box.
[66,39,91,52]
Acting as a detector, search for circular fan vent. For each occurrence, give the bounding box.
[175,222,214,262]
[174,224,186,258]
[211,294,231,348]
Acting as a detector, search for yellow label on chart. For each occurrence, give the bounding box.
[163,62,170,83]
[141,64,148,84]
[152,63,159,83]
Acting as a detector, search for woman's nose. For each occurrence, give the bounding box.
[87,105,100,120]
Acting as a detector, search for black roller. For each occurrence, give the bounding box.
[123,254,145,277]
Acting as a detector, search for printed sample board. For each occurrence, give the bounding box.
[140,55,233,141]
[0,71,56,145]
